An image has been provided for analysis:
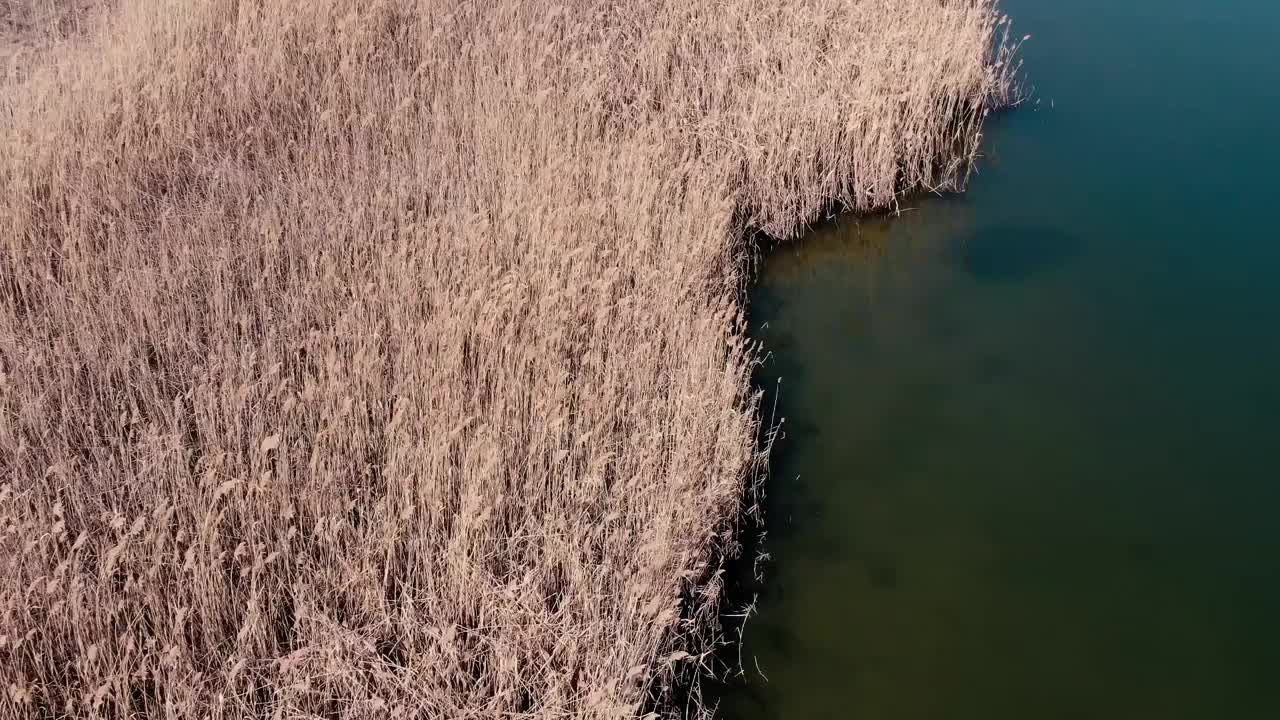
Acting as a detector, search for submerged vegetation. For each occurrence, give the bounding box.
[0,0,1017,716]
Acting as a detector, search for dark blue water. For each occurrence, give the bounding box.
[718,1,1280,717]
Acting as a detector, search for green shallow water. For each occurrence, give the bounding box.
[714,0,1280,717]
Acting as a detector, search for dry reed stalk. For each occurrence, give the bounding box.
[0,1,1019,717]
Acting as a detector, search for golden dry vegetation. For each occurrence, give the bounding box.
[1,0,1018,717]
[2,0,95,70]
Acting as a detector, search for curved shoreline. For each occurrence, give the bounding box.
[1,1,1016,716]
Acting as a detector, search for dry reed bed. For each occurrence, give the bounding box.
[0,1,1017,717]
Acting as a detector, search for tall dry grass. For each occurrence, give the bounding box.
[0,0,1018,717]
[2,0,98,71]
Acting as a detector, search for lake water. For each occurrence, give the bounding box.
[715,0,1280,717]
